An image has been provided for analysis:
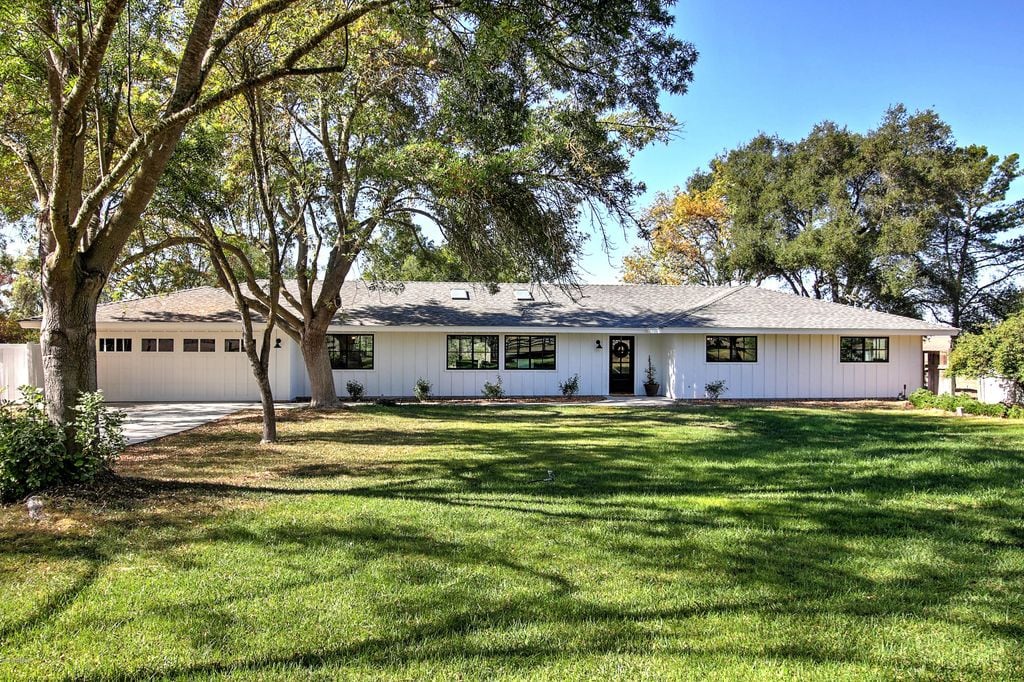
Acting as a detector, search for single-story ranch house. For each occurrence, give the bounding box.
[16,281,957,402]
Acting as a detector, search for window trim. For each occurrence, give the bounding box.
[327,333,375,370]
[504,335,557,371]
[446,334,500,370]
[142,338,174,352]
[98,337,132,352]
[839,336,890,363]
[182,338,215,353]
[705,335,758,363]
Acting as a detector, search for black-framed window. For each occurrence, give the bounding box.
[447,335,499,370]
[225,339,243,353]
[706,335,757,362]
[505,335,556,370]
[184,338,215,353]
[99,338,132,352]
[840,336,889,363]
[142,338,174,352]
[327,334,374,369]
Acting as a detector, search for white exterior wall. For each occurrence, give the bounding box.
[299,331,628,398]
[0,344,44,401]
[81,326,928,402]
[94,327,295,402]
[665,333,923,400]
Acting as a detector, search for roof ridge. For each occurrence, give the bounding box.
[656,285,744,328]
[676,284,746,314]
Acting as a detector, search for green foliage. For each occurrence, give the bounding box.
[72,391,126,479]
[908,387,1011,417]
[1007,405,1024,419]
[345,381,365,402]
[0,387,67,502]
[642,106,1023,323]
[908,388,937,408]
[948,313,1024,403]
[644,356,658,385]
[413,378,432,402]
[0,248,41,321]
[0,387,123,502]
[558,373,580,397]
[705,380,727,400]
[481,376,505,399]
[915,143,1024,330]
[960,399,1008,418]
[0,313,34,343]
[362,222,530,285]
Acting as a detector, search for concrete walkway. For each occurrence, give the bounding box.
[600,395,677,407]
[113,402,259,445]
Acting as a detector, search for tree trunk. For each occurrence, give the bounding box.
[244,339,277,444]
[40,259,104,447]
[301,325,339,408]
[255,371,277,444]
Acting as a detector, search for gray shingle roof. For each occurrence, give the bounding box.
[87,281,957,333]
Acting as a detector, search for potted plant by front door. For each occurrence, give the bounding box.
[643,356,660,396]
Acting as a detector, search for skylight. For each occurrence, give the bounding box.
[514,289,534,301]
[450,288,470,300]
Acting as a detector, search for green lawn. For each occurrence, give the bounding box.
[2,404,1023,680]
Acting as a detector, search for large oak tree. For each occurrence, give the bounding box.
[0,0,696,438]
[124,1,698,407]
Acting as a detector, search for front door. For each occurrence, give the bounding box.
[608,335,635,394]
[923,351,940,393]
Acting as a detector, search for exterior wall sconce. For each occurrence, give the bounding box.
[595,340,602,350]
[274,338,282,349]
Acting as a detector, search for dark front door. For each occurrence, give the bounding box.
[924,351,940,393]
[608,336,635,394]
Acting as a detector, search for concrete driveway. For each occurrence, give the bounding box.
[113,402,259,445]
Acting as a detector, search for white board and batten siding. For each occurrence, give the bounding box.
[665,333,922,400]
[93,328,295,402]
[305,331,620,398]
[84,328,925,401]
[0,343,44,401]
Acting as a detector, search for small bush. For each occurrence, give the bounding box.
[644,357,657,385]
[413,377,432,402]
[908,388,935,408]
[933,393,958,412]
[344,380,365,401]
[0,387,67,502]
[1007,404,1024,419]
[959,398,1006,418]
[705,380,727,400]
[909,387,1010,417]
[559,373,580,397]
[72,390,126,481]
[482,376,505,399]
[0,387,124,502]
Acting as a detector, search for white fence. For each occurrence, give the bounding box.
[978,375,1015,404]
[0,344,44,401]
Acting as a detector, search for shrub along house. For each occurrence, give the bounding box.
[17,281,957,401]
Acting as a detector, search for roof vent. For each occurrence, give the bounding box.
[450,288,470,300]
[514,289,534,301]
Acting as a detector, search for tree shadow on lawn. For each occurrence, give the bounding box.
[2,406,1023,678]
[48,509,1024,681]
[255,407,1024,498]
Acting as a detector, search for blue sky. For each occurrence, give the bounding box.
[578,0,1024,282]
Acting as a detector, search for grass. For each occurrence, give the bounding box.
[1,403,1023,680]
